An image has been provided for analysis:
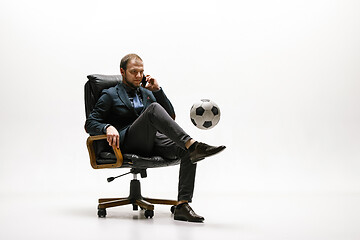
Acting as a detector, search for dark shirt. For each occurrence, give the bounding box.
[122,84,143,107]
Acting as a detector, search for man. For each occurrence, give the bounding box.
[85,54,225,222]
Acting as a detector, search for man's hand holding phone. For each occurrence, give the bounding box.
[143,74,160,92]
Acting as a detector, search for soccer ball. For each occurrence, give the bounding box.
[190,99,221,130]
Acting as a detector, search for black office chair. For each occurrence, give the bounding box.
[85,74,180,219]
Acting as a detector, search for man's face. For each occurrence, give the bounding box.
[121,59,144,89]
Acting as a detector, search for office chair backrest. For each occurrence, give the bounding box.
[85,74,122,118]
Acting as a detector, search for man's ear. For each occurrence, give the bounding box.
[120,68,125,76]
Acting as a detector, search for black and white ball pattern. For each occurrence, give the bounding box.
[190,99,221,130]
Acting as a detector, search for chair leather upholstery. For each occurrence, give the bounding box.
[97,152,181,168]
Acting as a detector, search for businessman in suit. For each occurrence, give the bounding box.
[85,54,225,222]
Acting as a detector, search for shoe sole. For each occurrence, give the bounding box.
[191,157,205,164]
[190,146,226,164]
[174,216,204,223]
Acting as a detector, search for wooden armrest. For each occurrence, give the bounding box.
[86,134,123,169]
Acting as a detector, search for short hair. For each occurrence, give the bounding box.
[120,54,143,70]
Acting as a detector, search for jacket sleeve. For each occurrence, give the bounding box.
[152,88,176,119]
[85,90,112,135]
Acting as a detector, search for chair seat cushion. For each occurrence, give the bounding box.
[97,152,180,168]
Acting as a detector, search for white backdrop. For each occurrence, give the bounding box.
[0,0,359,198]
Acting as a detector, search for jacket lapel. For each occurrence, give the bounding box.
[116,83,133,110]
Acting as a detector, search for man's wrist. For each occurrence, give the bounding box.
[152,86,161,92]
[103,124,111,134]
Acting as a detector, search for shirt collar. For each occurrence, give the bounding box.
[123,83,140,96]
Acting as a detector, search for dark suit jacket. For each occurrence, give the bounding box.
[85,82,176,146]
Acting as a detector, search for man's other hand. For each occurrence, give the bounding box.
[106,126,119,149]
[144,75,160,92]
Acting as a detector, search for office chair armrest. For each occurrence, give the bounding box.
[86,134,124,169]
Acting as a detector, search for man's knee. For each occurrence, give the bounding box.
[143,102,173,126]
[146,102,163,115]
[148,102,161,110]
[140,102,161,120]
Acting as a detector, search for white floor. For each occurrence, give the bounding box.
[1,192,359,240]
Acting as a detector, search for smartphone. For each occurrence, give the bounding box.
[141,74,147,87]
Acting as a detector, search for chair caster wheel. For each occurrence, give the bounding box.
[133,204,139,211]
[144,210,154,218]
[170,205,176,214]
[98,208,107,218]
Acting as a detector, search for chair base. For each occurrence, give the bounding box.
[97,179,178,218]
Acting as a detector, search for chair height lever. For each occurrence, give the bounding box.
[107,171,132,182]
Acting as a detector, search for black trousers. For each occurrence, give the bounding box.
[122,103,197,202]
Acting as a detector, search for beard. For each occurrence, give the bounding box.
[123,74,139,89]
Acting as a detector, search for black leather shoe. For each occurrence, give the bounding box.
[174,203,204,222]
[189,142,226,164]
